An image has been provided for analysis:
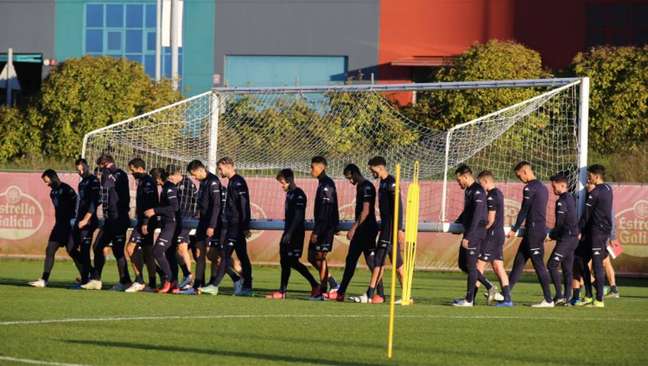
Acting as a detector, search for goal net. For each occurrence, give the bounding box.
[82,78,588,232]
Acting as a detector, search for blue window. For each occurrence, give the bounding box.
[126,4,143,28]
[85,29,103,53]
[106,4,123,27]
[84,3,181,81]
[147,32,156,51]
[126,30,142,53]
[107,32,121,51]
[145,4,157,28]
[86,4,103,27]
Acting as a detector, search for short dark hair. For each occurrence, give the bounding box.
[454,164,472,176]
[276,168,294,183]
[41,169,58,180]
[550,172,569,184]
[217,157,234,166]
[150,167,165,181]
[187,159,205,172]
[75,158,88,166]
[165,164,182,176]
[96,154,114,166]
[311,156,327,166]
[368,156,386,167]
[128,157,146,169]
[514,161,531,172]
[343,163,361,176]
[587,164,605,178]
[477,170,494,180]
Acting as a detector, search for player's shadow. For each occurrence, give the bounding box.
[0,278,77,289]
[64,339,380,366]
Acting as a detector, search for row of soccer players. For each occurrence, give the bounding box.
[28,154,404,302]
[452,161,616,307]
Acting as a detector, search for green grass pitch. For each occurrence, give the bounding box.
[1,258,647,366]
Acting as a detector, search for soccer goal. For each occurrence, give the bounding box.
[81,77,589,232]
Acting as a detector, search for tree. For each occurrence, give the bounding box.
[402,40,551,130]
[572,46,648,154]
[38,56,180,159]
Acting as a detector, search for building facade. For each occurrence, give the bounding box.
[1,0,647,100]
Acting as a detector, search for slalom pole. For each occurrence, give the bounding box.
[387,164,400,359]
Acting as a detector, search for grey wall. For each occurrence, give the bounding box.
[214,0,380,83]
[0,0,56,60]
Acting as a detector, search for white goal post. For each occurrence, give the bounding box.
[81,77,589,233]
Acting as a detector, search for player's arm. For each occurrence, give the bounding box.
[141,180,157,225]
[207,180,221,230]
[464,192,485,244]
[549,198,567,240]
[313,185,335,236]
[579,189,597,231]
[65,184,78,221]
[115,171,131,213]
[154,186,179,218]
[510,185,535,234]
[237,181,251,231]
[284,193,306,243]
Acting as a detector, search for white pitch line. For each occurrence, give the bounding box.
[0,355,90,366]
[1,313,646,326]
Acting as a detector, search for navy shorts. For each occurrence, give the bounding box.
[309,229,335,253]
[281,231,305,258]
[478,233,504,262]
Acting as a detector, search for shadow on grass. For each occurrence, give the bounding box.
[64,339,385,366]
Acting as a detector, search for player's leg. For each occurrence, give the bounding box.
[561,248,575,303]
[492,259,512,305]
[192,224,208,290]
[88,227,111,287]
[454,240,480,306]
[30,234,63,287]
[77,226,94,285]
[527,232,553,306]
[125,228,146,292]
[176,242,193,289]
[590,232,607,304]
[603,256,619,297]
[367,245,388,304]
[152,225,175,293]
[166,242,179,287]
[337,231,367,297]
[507,237,530,290]
[547,246,565,302]
[111,222,132,290]
[233,232,253,294]
[387,232,405,287]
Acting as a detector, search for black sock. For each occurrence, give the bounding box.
[180,263,191,277]
[148,275,157,289]
[377,282,385,297]
[328,276,338,289]
[135,274,144,284]
[367,286,375,298]
[478,273,493,290]
[585,285,593,298]
[611,285,618,293]
[502,286,511,302]
[42,272,50,281]
[573,288,581,300]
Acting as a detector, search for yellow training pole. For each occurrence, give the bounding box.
[387,164,400,359]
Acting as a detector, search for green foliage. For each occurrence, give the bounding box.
[0,106,46,162]
[572,46,648,154]
[402,40,551,130]
[38,56,180,159]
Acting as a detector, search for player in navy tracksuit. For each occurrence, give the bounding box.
[507,161,554,307]
[309,156,340,299]
[475,170,512,306]
[547,172,579,305]
[29,170,80,288]
[452,164,487,307]
[124,158,159,292]
[266,169,320,299]
[174,174,198,290]
[144,166,182,293]
[365,156,404,304]
[186,160,222,292]
[71,158,101,286]
[334,164,382,302]
[84,154,132,290]
[577,164,613,306]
